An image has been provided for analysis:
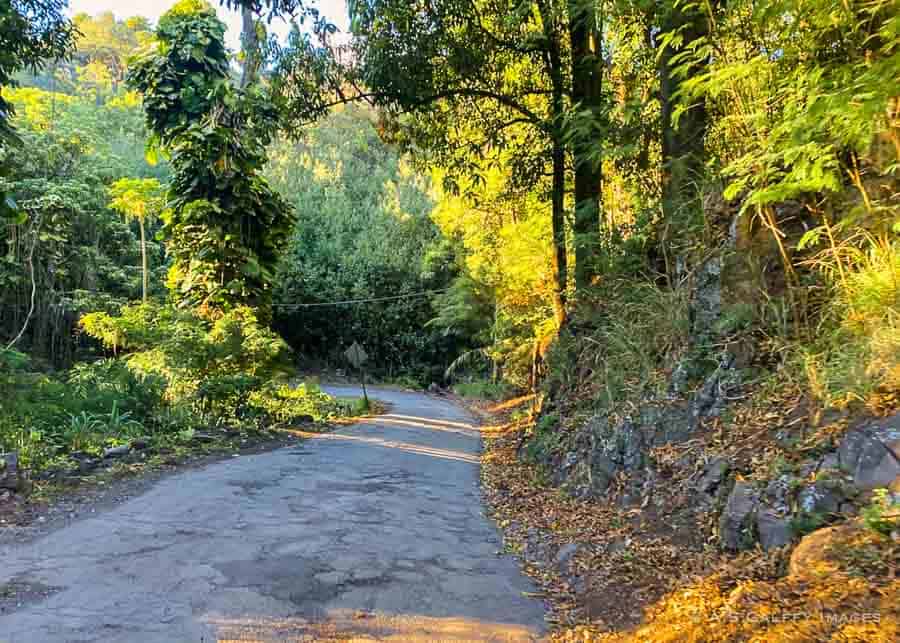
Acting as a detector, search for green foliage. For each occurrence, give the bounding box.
[0,0,76,219]
[248,382,346,423]
[1,297,350,473]
[676,0,900,212]
[545,278,691,411]
[0,4,358,478]
[523,411,564,465]
[1,0,897,501]
[270,105,459,382]
[80,303,293,417]
[126,1,295,314]
[714,302,756,336]
[791,511,828,537]
[108,176,166,302]
[108,178,164,223]
[0,85,164,364]
[797,239,900,408]
[0,352,160,467]
[429,275,496,349]
[537,412,559,434]
[19,11,153,98]
[427,165,562,388]
[63,411,106,452]
[453,378,514,401]
[348,0,561,186]
[862,489,899,536]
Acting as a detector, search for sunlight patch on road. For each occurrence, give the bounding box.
[381,414,478,430]
[290,431,480,464]
[208,609,538,642]
[367,415,481,436]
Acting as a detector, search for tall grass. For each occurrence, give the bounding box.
[800,237,900,407]
[545,278,692,412]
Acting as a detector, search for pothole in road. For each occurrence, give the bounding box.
[227,479,279,496]
[0,574,63,615]
[214,555,396,617]
[215,556,341,616]
[318,481,400,493]
[360,471,414,482]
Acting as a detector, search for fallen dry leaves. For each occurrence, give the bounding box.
[470,393,900,642]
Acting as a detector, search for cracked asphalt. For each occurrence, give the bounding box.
[0,386,545,642]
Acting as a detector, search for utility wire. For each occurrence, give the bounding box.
[5,288,450,310]
[272,288,449,309]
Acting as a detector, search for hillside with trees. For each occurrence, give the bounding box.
[1,0,898,640]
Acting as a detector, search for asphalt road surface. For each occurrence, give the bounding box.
[0,386,545,642]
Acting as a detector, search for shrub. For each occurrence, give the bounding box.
[1,354,158,467]
[799,239,900,408]
[545,278,691,412]
[453,378,514,400]
[81,303,294,419]
[248,382,345,424]
[67,359,165,420]
[862,489,899,537]
[2,305,308,472]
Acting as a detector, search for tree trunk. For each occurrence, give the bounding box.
[139,218,148,303]
[539,0,569,328]
[240,6,260,88]
[568,0,604,291]
[550,136,568,328]
[658,2,712,255]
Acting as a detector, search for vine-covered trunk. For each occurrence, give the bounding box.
[240,6,259,88]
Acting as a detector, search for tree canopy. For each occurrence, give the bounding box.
[0,0,77,219]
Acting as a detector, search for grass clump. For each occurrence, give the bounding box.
[797,238,900,410]
[248,382,346,423]
[544,278,691,414]
[453,378,514,400]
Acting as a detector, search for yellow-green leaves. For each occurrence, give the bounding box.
[108,177,165,223]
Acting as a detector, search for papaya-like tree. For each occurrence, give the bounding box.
[108,178,165,303]
[127,0,295,316]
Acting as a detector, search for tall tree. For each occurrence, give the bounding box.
[656,0,714,251]
[567,0,605,289]
[239,6,261,87]
[341,1,618,315]
[127,0,295,315]
[536,0,571,325]
[347,0,578,326]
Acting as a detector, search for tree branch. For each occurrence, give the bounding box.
[407,89,550,134]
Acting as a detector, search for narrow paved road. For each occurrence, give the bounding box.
[0,387,545,642]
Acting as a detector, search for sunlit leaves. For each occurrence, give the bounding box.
[0,0,77,222]
[675,0,900,211]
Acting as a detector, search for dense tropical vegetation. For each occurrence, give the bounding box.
[0,0,897,638]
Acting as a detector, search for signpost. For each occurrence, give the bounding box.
[344,341,369,406]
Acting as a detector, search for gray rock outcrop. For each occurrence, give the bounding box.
[838,414,900,491]
[719,481,760,550]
